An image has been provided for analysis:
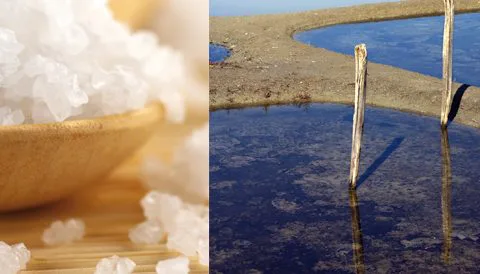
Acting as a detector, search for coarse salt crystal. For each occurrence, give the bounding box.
[0,106,25,126]
[142,123,209,201]
[94,255,135,274]
[155,256,189,274]
[134,191,209,259]
[42,218,85,246]
[0,241,31,274]
[0,0,188,125]
[141,192,182,229]
[128,220,164,245]
[167,208,208,256]
[197,238,209,266]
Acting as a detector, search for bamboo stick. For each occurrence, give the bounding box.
[441,127,452,263]
[349,44,368,188]
[441,0,455,127]
[349,188,365,274]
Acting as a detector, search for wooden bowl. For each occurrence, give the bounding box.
[0,104,163,212]
[109,0,162,29]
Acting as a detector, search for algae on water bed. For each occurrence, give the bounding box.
[210,104,480,273]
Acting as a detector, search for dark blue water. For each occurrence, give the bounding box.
[210,44,231,63]
[210,0,399,16]
[210,104,480,273]
[294,13,480,87]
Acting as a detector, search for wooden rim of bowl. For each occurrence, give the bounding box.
[0,103,164,139]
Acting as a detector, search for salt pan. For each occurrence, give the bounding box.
[42,218,85,246]
[94,255,135,274]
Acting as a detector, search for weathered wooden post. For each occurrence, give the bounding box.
[349,44,368,188]
[349,188,366,274]
[441,127,452,263]
[441,0,455,127]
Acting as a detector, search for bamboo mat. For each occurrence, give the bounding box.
[0,167,208,274]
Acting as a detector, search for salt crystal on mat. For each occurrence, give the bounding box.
[197,238,209,266]
[128,220,164,244]
[135,191,209,258]
[141,192,182,230]
[167,208,208,256]
[155,256,189,274]
[42,218,85,245]
[94,255,135,274]
[0,0,188,125]
[0,241,31,274]
[142,123,209,202]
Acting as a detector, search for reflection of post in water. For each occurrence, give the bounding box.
[262,105,270,114]
[349,188,366,274]
[441,127,452,263]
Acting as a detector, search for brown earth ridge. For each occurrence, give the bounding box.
[210,0,480,128]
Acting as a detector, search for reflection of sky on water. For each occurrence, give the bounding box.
[295,13,480,87]
[210,104,480,273]
[210,0,399,16]
[209,44,230,63]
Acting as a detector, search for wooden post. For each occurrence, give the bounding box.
[349,44,368,188]
[349,188,365,274]
[441,0,454,127]
[441,127,452,263]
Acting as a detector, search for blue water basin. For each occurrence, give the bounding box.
[210,103,480,273]
[210,44,231,63]
[294,13,480,87]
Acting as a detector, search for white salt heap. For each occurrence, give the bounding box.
[150,0,209,68]
[0,242,30,274]
[143,123,209,202]
[94,255,135,274]
[42,218,85,246]
[0,0,187,125]
[155,256,189,274]
[129,191,209,266]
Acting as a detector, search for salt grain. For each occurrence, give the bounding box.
[133,191,209,259]
[197,238,209,266]
[128,220,164,244]
[0,0,187,125]
[155,256,189,274]
[142,123,209,201]
[42,218,85,246]
[94,255,135,274]
[0,241,31,274]
[0,106,24,125]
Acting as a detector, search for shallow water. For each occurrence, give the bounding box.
[210,104,480,273]
[294,13,480,87]
[210,44,230,63]
[210,0,399,16]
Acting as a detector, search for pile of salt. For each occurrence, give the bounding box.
[0,0,187,125]
[142,123,209,202]
[129,191,209,266]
